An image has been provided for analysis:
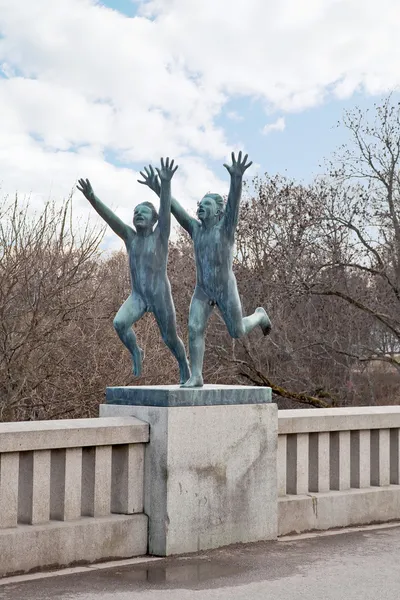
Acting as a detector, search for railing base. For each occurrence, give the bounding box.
[279,486,400,536]
[0,514,147,578]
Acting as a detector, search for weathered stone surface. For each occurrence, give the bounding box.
[0,417,149,453]
[101,387,277,556]
[278,486,400,536]
[0,514,148,578]
[278,406,400,434]
[106,384,272,407]
[0,453,19,529]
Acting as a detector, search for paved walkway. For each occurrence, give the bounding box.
[1,525,400,599]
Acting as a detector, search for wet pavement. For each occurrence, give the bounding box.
[1,525,400,599]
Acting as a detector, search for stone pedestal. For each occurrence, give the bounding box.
[100,385,277,556]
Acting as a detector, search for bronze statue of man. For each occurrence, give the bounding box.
[139,151,271,387]
[77,158,190,384]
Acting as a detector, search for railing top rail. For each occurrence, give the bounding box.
[0,417,149,453]
[278,406,400,434]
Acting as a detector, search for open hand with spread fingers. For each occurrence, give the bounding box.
[137,165,161,196]
[223,151,252,178]
[77,178,95,200]
[156,157,179,182]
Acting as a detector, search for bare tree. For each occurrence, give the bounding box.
[307,94,400,375]
[0,194,106,420]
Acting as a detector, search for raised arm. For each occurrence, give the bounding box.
[154,157,178,241]
[138,165,197,238]
[222,152,252,238]
[77,179,134,244]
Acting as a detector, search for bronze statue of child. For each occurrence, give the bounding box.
[139,151,271,388]
[77,158,190,384]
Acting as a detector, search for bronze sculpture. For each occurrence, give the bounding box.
[139,152,271,387]
[77,158,190,384]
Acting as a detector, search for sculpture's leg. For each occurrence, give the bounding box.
[113,294,146,376]
[218,280,272,338]
[153,296,191,385]
[181,290,214,388]
[242,307,272,336]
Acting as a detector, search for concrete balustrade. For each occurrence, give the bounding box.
[0,417,149,577]
[2,402,400,578]
[278,407,400,535]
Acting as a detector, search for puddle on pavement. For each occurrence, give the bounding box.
[110,558,247,587]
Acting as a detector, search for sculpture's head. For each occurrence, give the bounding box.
[197,193,224,224]
[133,201,158,231]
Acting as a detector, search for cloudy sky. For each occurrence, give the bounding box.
[0,0,399,247]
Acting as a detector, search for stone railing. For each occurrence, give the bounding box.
[0,417,149,577]
[3,403,400,578]
[278,407,400,536]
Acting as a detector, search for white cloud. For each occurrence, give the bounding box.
[0,0,230,243]
[141,0,400,108]
[0,0,399,249]
[227,111,244,122]
[262,117,286,135]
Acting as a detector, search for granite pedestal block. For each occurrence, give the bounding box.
[100,385,277,556]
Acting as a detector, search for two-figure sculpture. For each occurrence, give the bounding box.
[77,152,271,387]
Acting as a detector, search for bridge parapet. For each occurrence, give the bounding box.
[0,417,149,577]
[278,407,400,535]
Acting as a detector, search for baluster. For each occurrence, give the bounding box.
[309,432,330,493]
[51,448,83,521]
[0,452,19,528]
[18,450,51,524]
[111,444,145,514]
[330,431,351,490]
[287,433,309,494]
[351,430,371,489]
[81,446,112,517]
[371,429,390,486]
[277,435,287,497]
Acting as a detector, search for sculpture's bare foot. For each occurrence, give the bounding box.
[132,347,144,377]
[180,374,203,388]
[256,307,272,336]
[179,363,191,386]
